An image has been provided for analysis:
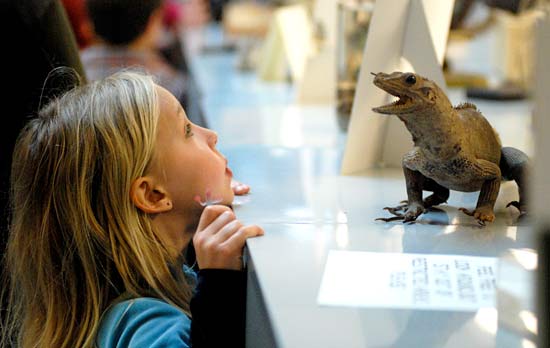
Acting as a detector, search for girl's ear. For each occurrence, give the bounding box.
[130,177,173,214]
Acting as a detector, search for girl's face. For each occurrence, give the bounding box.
[150,85,234,218]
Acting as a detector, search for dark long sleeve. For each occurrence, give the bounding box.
[190,269,247,348]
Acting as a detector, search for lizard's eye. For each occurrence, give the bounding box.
[405,75,416,85]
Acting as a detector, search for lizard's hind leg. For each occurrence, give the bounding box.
[500,146,529,217]
[459,159,501,224]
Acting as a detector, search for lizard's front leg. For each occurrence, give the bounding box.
[459,159,501,224]
[377,149,427,222]
[402,167,427,222]
[377,166,426,222]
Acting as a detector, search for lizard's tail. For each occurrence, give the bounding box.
[500,147,530,214]
[500,147,530,182]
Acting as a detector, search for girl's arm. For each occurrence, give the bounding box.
[190,205,263,347]
[190,269,247,347]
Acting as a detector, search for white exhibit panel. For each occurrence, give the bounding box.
[296,0,338,103]
[257,4,314,82]
[318,250,497,311]
[256,0,337,104]
[342,0,455,174]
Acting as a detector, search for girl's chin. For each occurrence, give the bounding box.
[225,192,235,206]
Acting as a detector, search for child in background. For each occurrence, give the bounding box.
[81,0,187,108]
[2,71,263,348]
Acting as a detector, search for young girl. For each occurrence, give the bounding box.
[2,71,263,347]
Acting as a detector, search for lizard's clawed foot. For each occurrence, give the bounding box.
[403,203,425,222]
[459,206,495,225]
[376,205,405,222]
[375,216,406,222]
[383,203,408,216]
[376,202,424,223]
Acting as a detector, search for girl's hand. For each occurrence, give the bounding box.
[193,205,264,270]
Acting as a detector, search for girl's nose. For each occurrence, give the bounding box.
[205,128,218,148]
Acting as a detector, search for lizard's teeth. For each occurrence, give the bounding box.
[391,97,405,107]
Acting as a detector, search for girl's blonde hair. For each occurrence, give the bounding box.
[2,71,193,348]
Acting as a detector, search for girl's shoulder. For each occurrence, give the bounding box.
[96,297,191,348]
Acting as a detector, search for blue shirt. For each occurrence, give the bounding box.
[95,268,247,347]
[96,297,192,348]
[96,266,196,348]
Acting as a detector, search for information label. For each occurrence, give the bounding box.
[317,250,497,311]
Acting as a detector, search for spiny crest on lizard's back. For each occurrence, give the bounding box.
[454,102,478,111]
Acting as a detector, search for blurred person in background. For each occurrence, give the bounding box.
[62,0,97,48]
[81,0,209,126]
[0,0,86,338]
[0,0,85,260]
[82,0,187,110]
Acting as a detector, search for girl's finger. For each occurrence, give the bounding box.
[220,225,264,251]
[213,219,244,243]
[196,205,233,234]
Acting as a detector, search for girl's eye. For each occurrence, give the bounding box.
[185,123,194,138]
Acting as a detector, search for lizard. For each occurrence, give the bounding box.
[371,71,529,224]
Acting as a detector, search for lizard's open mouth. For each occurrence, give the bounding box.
[371,72,419,115]
[372,93,415,114]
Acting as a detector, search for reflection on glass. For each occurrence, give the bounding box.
[336,210,348,223]
[521,338,536,348]
[506,226,518,240]
[519,310,537,335]
[336,0,375,131]
[336,223,349,248]
[474,307,498,335]
[443,224,458,234]
[510,248,538,271]
[280,109,304,147]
